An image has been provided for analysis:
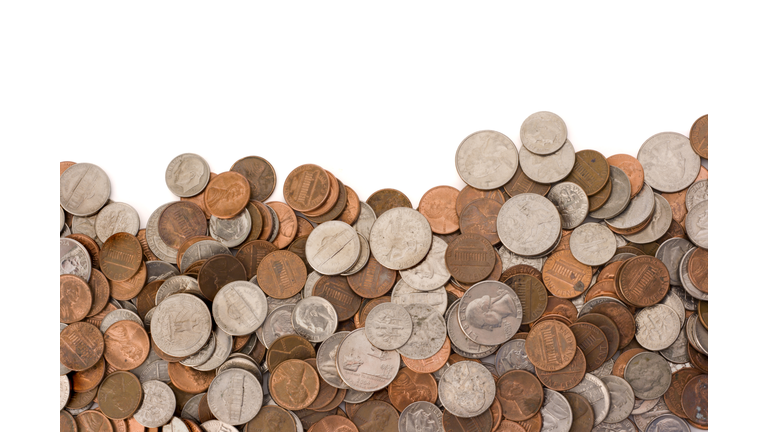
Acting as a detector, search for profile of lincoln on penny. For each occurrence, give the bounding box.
[465,289,517,331]
[172,156,205,194]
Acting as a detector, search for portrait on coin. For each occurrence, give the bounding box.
[406,408,437,431]
[172,156,205,194]
[296,303,334,335]
[465,289,517,330]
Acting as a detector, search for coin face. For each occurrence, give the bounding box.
[212,281,268,336]
[590,166,632,219]
[457,281,522,346]
[61,238,93,282]
[398,401,443,432]
[291,296,338,343]
[60,321,104,372]
[398,304,447,360]
[455,130,519,189]
[525,320,577,372]
[681,374,708,428]
[503,274,548,325]
[600,375,634,423]
[634,304,680,351]
[60,163,111,216]
[519,139,576,184]
[419,185,461,234]
[569,223,617,266]
[336,329,399,392]
[198,253,247,300]
[520,111,567,155]
[624,352,672,400]
[605,182,655,230]
[133,380,176,428]
[364,303,412,351]
[315,332,351,390]
[209,210,251,248]
[444,233,496,284]
[623,194,672,244]
[104,320,150,371]
[151,293,212,358]
[60,274,93,323]
[306,220,361,275]
[495,339,536,375]
[498,194,561,257]
[689,114,708,159]
[312,275,362,321]
[399,236,452,291]
[496,370,543,421]
[542,250,592,299]
[98,371,143,420]
[165,153,210,197]
[230,155,276,202]
[637,132,701,193]
[369,207,432,270]
[540,388,573,432]
[685,199,708,249]
[446,301,494,358]
[283,164,331,212]
[617,255,670,307]
[208,368,263,425]
[438,361,496,418]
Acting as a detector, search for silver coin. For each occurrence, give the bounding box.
[569,222,617,266]
[146,203,178,263]
[495,339,536,375]
[151,293,212,357]
[99,309,143,333]
[694,314,708,355]
[637,132,700,193]
[605,252,637,265]
[132,346,163,379]
[369,208,432,270]
[207,368,263,425]
[143,307,156,330]
[60,375,70,410]
[398,401,443,432]
[209,210,251,248]
[262,288,302,315]
[498,193,561,256]
[65,404,95,417]
[685,314,706,355]
[146,260,181,284]
[547,182,589,229]
[685,179,708,211]
[133,380,176,428]
[446,301,494,358]
[353,202,377,241]
[181,393,205,422]
[302,271,322,298]
[200,420,238,432]
[60,238,92,282]
[60,206,66,232]
[291,296,338,343]
[217,357,263,383]
[139,360,171,383]
[605,183,655,230]
[265,203,281,243]
[60,162,111,216]
[455,130,519,189]
[118,299,139,314]
[480,362,498,377]
[592,418,636,431]
[566,373,610,425]
[632,397,660,415]
[685,200,708,249]
[60,223,71,238]
[165,153,210,197]
[344,389,374,404]
[391,278,448,316]
[655,237,694,287]
[156,276,203,305]
[163,417,190,432]
[72,213,100,244]
[438,361,495,418]
[340,233,370,276]
[623,194,672,244]
[305,220,361,275]
[260,304,298,349]
[520,111,568,155]
[659,290,686,329]
[364,302,412,350]
[399,236,451,292]
[623,352,672,400]
[668,362,695,374]
[212,281,268,336]
[541,388,572,432]
[578,296,627,317]
[600,376,634,423]
[635,304,679,351]
[457,281,521,346]
[518,139,576,184]
[497,245,545,271]
[316,331,350,389]
[194,327,233,372]
[592,358,615,378]
[571,292,586,314]
[336,328,399,392]
[179,240,230,273]
[181,331,216,367]
[95,202,140,243]
[646,414,690,432]
[589,166,632,219]
[659,326,690,364]
[670,285,697,311]
[397,303,447,360]
[289,409,304,432]
[632,398,672,432]
[679,247,707,301]
[60,323,72,375]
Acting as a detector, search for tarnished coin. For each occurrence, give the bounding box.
[616,255,670,307]
[457,280,522,345]
[165,154,210,197]
[146,203,179,263]
[519,139,576,184]
[316,331,350,389]
[133,380,176,428]
[336,329,399,392]
[399,236,451,291]
[688,248,708,294]
[95,202,140,243]
[398,401,443,432]
[562,392,594,432]
[498,193,561,256]
[244,405,295,432]
[637,132,700,193]
[536,348,587,391]
[306,220,361,275]
[438,361,496,418]
[526,320,576,372]
[681,374,708,428]
[212,281,267,336]
[635,304,679,351]
[419,185,461,234]
[98,371,143,420]
[60,321,104,371]
[61,238,93,282]
[496,370,543,421]
[291,296,338,343]
[398,304,447,360]
[685,199,708,249]
[312,275,362,321]
[503,164,551,198]
[151,293,212,358]
[230,155,276,202]
[366,187,413,217]
[283,164,331,213]
[605,183,654,230]
[209,210,251,248]
[158,202,208,250]
[60,274,93,323]
[655,237,694,287]
[542,250,592,299]
[443,410,494,432]
[347,255,397,298]
[623,194,672,244]
[503,274,547,325]
[495,339,536,375]
[446,301,494,358]
[624,352,672,400]
[353,202,376,240]
[589,166,632,219]
[689,114,708,159]
[569,322,609,372]
[74,410,113,432]
[563,150,610,196]
[459,197,503,245]
[520,111,567,155]
[569,223,617,266]
[198,253,248,301]
[60,162,111,216]
[566,373,611,425]
[540,388,573,432]
[444,233,496,284]
[364,303,412,350]
[600,375,634,423]
[207,368,263,425]
[260,304,297,349]
[369,207,432,270]
[455,130,519,189]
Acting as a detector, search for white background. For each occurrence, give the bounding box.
[1,1,764,430]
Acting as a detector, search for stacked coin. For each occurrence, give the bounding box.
[60,113,708,432]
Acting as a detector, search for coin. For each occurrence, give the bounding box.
[230,155,276,202]
[398,401,443,432]
[622,194,672,244]
[503,274,547,325]
[456,280,521,345]
[605,183,655,230]
[566,373,610,426]
[306,220,361,274]
[568,322,609,372]
[202,170,251,219]
[61,274,93,323]
[98,371,143,420]
[495,339,536,375]
[366,188,413,217]
[402,336,451,374]
[399,236,451,291]
[520,111,567,155]
[542,250,592,299]
[212,281,268,336]
[503,166,551,199]
[681,374,708,428]
[637,132,700,193]
[151,293,212,358]
[398,304,447,360]
[312,275,362,321]
[563,150,610,196]
[647,414,690,432]
[387,367,438,412]
[569,223,617,266]
[104,320,150,371]
[260,304,298,349]
[243,405,295,432]
[525,320,576,372]
[663,367,702,419]
[291,296,338,343]
[194,327,232,372]
[438,361,496,418]
[562,391,594,432]
[498,194,561,256]
[133,380,176,428]
[209,210,251,248]
[634,304,679,351]
[685,199,708,249]
[600,375,634,423]
[335,328,399,392]
[419,185,461,234]
[364,303,412,350]
[496,369,543,421]
[446,301,495,358]
[60,163,111,216]
[254,250,306,299]
[198,253,247,300]
[353,202,376,241]
[60,321,104,371]
[679,248,707,301]
[590,166,632,219]
[157,202,208,250]
[165,154,210,197]
[346,255,397,298]
[61,238,93,281]
[459,198,503,245]
[444,233,496,283]
[315,331,350,389]
[616,255,670,307]
[623,352,672,400]
[369,207,432,270]
[689,114,708,159]
[208,368,263,425]
[455,130,519,189]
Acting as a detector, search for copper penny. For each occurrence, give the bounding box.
[232,334,250,352]
[496,420,526,432]
[85,301,118,329]
[66,387,98,410]
[664,367,702,419]
[418,185,461,234]
[109,261,147,301]
[136,279,164,320]
[287,234,312,274]
[538,296,578,324]
[296,214,315,237]
[198,253,248,300]
[346,256,397,299]
[157,202,208,250]
[662,190,688,224]
[511,332,528,340]
[237,201,264,244]
[401,336,451,374]
[266,334,316,373]
[612,348,646,377]
[135,229,160,262]
[688,248,708,293]
[235,239,278,280]
[350,400,398,432]
[256,250,307,299]
[204,170,250,219]
[489,397,503,431]
[97,371,143,420]
[251,200,276,241]
[72,356,106,392]
[535,348,586,391]
[681,374,708,428]
[104,320,150,371]
[525,320,576,372]
[179,171,216,219]
[61,321,105,371]
[75,410,113,432]
[283,164,331,213]
[688,343,708,372]
[356,296,391,328]
[587,173,612,212]
[576,313,620,360]
[336,185,362,226]
[269,359,321,411]
[68,233,102,269]
[541,250,592,299]
[616,255,670,307]
[500,264,543,284]
[456,185,505,216]
[313,275,362,321]
[198,393,215,424]
[496,370,543,421]
[451,248,502,291]
[563,150,610,196]
[307,179,349,224]
[230,155,277,202]
[459,198,502,245]
[606,154,645,198]
[689,114,708,159]
[442,409,493,432]
[366,188,412,217]
[311,415,359,432]
[515,411,542,432]
[61,410,77,432]
[304,358,339,410]
[176,235,215,268]
[503,168,550,198]
[569,322,609,372]
[99,233,143,282]
[61,161,76,175]
[589,302,636,349]
[597,261,624,281]
[125,417,146,432]
[60,274,93,323]
[264,201,299,249]
[244,405,296,432]
[444,233,496,283]
[387,367,438,412]
[181,419,203,432]
[584,279,620,303]
[168,361,215,393]
[313,388,347,413]
[562,392,594,432]
[303,171,341,218]
[503,274,548,325]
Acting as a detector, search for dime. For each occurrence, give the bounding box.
[419,185,461,234]
[95,202,140,244]
[151,293,212,358]
[209,210,251,248]
[398,401,443,432]
[204,171,251,219]
[590,166,632,219]
[637,132,700,193]
[444,233,496,283]
[165,153,210,197]
[60,163,111,216]
[623,352,672,401]
[647,414,690,432]
[212,281,268,336]
[455,130,519,189]
[655,237,694,287]
[685,199,708,249]
[61,238,93,282]
[495,339,536,375]
[230,155,276,202]
[623,194,672,244]
[600,375,634,423]
[634,304,680,351]
[457,280,521,345]
[659,290,686,329]
[496,370,544,421]
[133,380,176,428]
[398,304,447,360]
[569,223,617,266]
[689,114,708,159]
[519,139,576,184]
[291,296,338,343]
[520,111,567,155]
[98,371,143,420]
[208,368,263,425]
[525,320,576,372]
[369,207,432,270]
[104,320,150,371]
[438,361,496,418]
[497,193,561,256]
[364,303,412,350]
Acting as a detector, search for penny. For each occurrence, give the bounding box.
[157,202,208,250]
[536,347,587,392]
[243,405,295,432]
[612,347,646,376]
[503,167,550,199]
[75,410,113,432]
[664,367,702,419]
[616,255,669,307]
[203,170,251,219]
[97,371,143,420]
[269,359,320,411]
[455,130,519,189]
[97,233,142,283]
[355,296,390,328]
[637,132,700,193]
[460,198,502,245]
[398,401,442,432]
[250,200,276,242]
[233,239,277,279]
[292,296,338,343]
[61,274,93,323]
[288,234,313,274]
[230,155,276,202]
[387,367,438,412]
[60,163,111,216]
[265,201,298,248]
[310,415,359,432]
[369,207,432,270]
[623,352,672,400]
[496,420,527,432]
[364,188,412,217]
[518,139,576,184]
[438,361,496,418]
[542,250,591,299]
[207,368,263,425]
[538,296,578,325]
[576,313,620,360]
[525,320,577,372]
[442,410,493,432]
[445,233,496,283]
[566,373,610,426]
[167,362,215,394]
[520,111,567,155]
[587,173,613,212]
[61,410,77,432]
[569,223,617,267]
[634,304,679,351]
[456,185,506,217]
[402,336,451,374]
[344,251,395,296]
[689,114,708,159]
[497,194,561,257]
[61,321,104,371]
[568,322,609,372]
[68,233,102,270]
[563,150,610,196]
[151,293,212,358]
[503,274,547,325]
[104,320,150,371]
[312,275,362,321]
[198,253,247,300]
[364,303,412,350]
[254,250,306,299]
[698,300,708,329]
[562,392,593,432]
[681,374,708,428]
[72,356,106,392]
[416,185,460,234]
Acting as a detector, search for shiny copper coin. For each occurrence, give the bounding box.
[584,279,620,303]
[157,201,208,250]
[351,400,398,432]
[109,261,147,301]
[85,301,118,329]
[303,171,341,218]
[503,167,550,198]
[698,300,708,329]
[97,371,143,420]
[99,233,143,282]
[569,322,609,372]
[576,313,620,360]
[346,255,397,299]
[688,343,708,372]
[179,171,216,219]
[304,358,339,410]
[616,255,670,307]
[552,229,572,253]
[589,302,636,349]
[198,253,248,301]
[61,161,76,175]
[657,219,686,244]
[681,374,708,428]
[689,114,708,159]
[387,367,438,412]
[612,348,646,377]
[167,361,215,393]
[256,250,307,299]
[313,275,362,321]
[456,185,505,216]
[306,179,349,224]
[366,188,413,217]
[176,235,215,269]
[500,264,543,284]
[664,367,702,419]
[587,173,612,211]
[252,200,276,241]
[503,274,548,324]
[496,420,527,432]
[181,418,203,432]
[75,410,113,432]
[311,415,359,432]
[235,239,278,279]
[444,233,496,283]
[336,185,362,226]
[515,411,542,432]
[460,198,502,245]
[563,392,594,432]
[418,185,461,234]
[688,248,708,293]
[231,155,277,202]
[541,250,592,299]
[607,154,645,198]
[283,164,331,213]
[104,320,150,371]
[525,320,577,372]
[442,409,493,432]
[535,347,586,391]
[538,296,578,324]
[266,201,299,248]
[266,334,316,375]
[244,405,296,432]
[68,233,102,269]
[204,170,250,219]
[563,150,610,196]
[61,321,105,371]
[661,189,688,224]
[496,370,543,421]
[401,336,451,374]
[60,274,93,323]
[136,279,164,320]
[66,387,98,410]
[269,359,321,411]
[597,261,624,282]
[61,410,77,432]
[490,397,503,431]
[356,296,391,328]
[72,356,106,392]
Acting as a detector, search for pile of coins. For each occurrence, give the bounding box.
[60,112,708,432]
